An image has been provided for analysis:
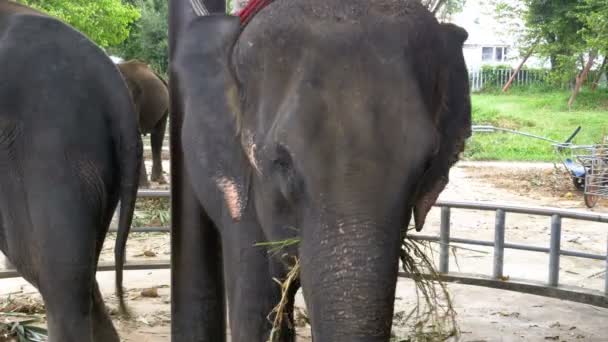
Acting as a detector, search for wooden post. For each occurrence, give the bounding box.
[502,43,537,93]
[591,56,607,92]
[568,51,597,109]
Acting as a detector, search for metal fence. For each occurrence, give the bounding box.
[405,201,608,308]
[1,190,607,308]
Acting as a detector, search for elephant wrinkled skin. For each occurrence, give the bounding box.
[117,60,169,186]
[169,0,471,341]
[0,2,142,341]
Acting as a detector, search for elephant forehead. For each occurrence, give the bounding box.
[215,176,244,221]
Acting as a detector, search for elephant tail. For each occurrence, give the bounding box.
[113,98,143,318]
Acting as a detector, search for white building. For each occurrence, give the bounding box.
[449,0,550,72]
[109,55,124,64]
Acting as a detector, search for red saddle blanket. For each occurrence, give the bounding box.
[238,0,273,26]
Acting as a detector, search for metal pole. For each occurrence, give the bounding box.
[439,206,451,274]
[493,209,506,279]
[549,214,562,287]
[605,233,608,295]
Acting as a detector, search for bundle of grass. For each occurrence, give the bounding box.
[0,295,48,342]
[254,239,301,342]
[0,318,47,342]
[266,258,300,342]
[397,227,458,341]
[257,227,458,342]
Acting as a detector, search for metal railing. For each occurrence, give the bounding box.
[1,191,607,308]
[404,201,608,308]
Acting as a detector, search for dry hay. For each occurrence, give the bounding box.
[0,295,47,342]
[266,258,300,342]
[0,296,45,317]
[396,228,458,341]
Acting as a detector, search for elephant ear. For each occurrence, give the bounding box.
[173,14,251,221]
[411,23,471,232]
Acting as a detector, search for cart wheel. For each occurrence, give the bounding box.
[584,193,598,208]
[572,177,585,191]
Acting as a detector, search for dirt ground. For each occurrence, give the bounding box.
[2,160,608,341]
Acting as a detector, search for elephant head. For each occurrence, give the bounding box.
[170,0,470,340]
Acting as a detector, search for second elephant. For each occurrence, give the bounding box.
[117,60,169,186]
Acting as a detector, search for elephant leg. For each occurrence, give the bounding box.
[30,180,115,342]
[171,178,226,341]
[91,281,120,342]
[150,113,167,184]
[37,234,98,342]
[92,199,120,342]
[41,277,96,342]
[221,219,295,342]
[139,157,150,188]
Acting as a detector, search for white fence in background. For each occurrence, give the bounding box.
[469,68,550,92]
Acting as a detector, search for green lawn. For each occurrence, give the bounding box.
[466,89,608,161]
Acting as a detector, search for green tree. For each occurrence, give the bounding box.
[491,0,607,106]
[577,0,608,56]
[578,0,608,90]
[20,0,140,48]
[111,0,168,75]
[421,0,466,19]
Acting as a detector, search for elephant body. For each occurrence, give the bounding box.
[0,2,141,341]
[169,0,471,341]
[117,60,169,186]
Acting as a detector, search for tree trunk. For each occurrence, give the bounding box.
[591,56,607,92]
[568,51,597,109]
[502,43,537,92]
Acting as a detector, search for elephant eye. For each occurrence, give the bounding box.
[272,145,301,201]
[272,144,293,172]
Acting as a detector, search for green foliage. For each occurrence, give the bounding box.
[132,198,170,227]
[0,315,47,342]
[19,0,140,48]
[466,90,608,161]
[421,0,466,19]
[576,0,608,56]
[435,0,466,20]
[110,0,168,75]
[491,0,607,91]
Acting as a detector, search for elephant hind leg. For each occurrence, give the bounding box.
[39,264,97,342]
[150,112,167,183]
[139,158,150,188]
[31,185,116,342]
[91,281,120,342]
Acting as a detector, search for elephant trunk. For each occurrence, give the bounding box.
[300,210,402,341]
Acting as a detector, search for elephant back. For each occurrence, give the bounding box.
[117,60,169,133]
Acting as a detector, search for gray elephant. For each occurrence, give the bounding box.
[117,59,169,187]
[169,0,471,341]
[0,2,141,342]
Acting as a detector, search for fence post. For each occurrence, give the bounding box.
[493,209,506,279]
[439,206,451,274]
[548,214,562,287]
[605,233,608,295]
